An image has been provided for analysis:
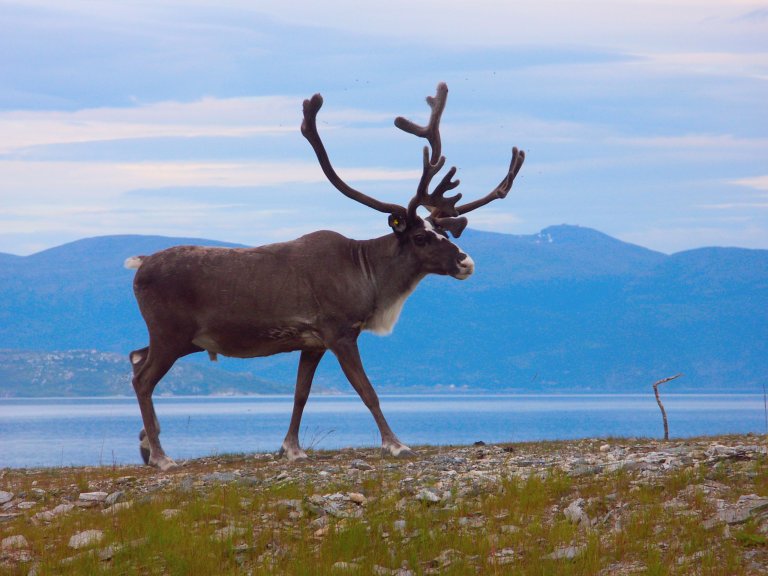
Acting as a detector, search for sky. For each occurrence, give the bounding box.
[0,0,766,255]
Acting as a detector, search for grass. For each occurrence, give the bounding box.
[1,436,767,575]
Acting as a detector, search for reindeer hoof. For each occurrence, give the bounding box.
[278,444,309,461]
[383,443,415,458]
[139,430,150,465]
[150,455,179,471]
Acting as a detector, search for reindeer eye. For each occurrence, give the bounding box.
[413,234,427,247]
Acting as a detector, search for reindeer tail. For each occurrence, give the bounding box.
[124,256,145,270]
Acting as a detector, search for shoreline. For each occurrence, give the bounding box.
[2,434,767,574]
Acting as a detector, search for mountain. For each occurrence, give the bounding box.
[0,226,766,396]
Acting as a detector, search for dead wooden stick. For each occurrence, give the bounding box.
[653,373,683,441]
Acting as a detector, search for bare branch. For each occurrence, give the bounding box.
[653,373,683,441]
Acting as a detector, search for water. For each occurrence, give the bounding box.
[1,394,765,468]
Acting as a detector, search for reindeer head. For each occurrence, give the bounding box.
[301,82,525,280]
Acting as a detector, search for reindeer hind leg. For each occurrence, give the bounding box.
[130,344,190,471]
[280,349,325,460]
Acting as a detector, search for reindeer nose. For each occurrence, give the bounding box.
[455,252,475,279]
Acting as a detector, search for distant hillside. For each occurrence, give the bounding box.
[0,349,293,398]
[0,226,766,396]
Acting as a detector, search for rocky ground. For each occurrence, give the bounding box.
[1,435,768,574]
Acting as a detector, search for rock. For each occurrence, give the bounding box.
[564,498,589,525]
[202,472,238,483]
[68,529,104,549]
[161,508,181,519]
[544,544,586,560]
[1,535,29,550]
[458,515,486,528]
[0,513,21,523]
[33,503,74,522]
[276,499,303,512]
[213,525,247,541]
[350,459,374,471]
[393,562,416,576]
[332,561,359,571]
[426,548,462,569]
[103,501,133,515]
[310,515,329,529]
[104,491,125,506]
[490,547,516,565]
[571,464,603,477]
[714,494,768,525]
[0,491,13,505]
[98,543,123,561]
[348,492,367,505]
[415,488,441,504]
[78,491,108,502]
[393,519,407,533]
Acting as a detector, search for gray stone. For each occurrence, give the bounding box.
[201,472,237,483]
[544,544,586,560]
[332,561,360,571]
[33,503,74,522]
[348,492,366,505]
[213,525,247,541]
[102,501,133,515]
[104,490,125,506]
[350,459,374,471]
[0,491,13,505]
[564,498,589,525]
[68,529,104,549]
[78,491,108,502]
[98,543,124,561]
[415,488,441,504]
[1,535,28,550]
[491,547,516,565]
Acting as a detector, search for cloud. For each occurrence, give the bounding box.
[731,175,768,191]
[0,0,766,255]
[630,51,768,81]
[0,159,420,202]
[620,223,768,254]
[249,0,766,51]
[0,97,307,154]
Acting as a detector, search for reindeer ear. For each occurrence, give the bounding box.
[432,216,468,238]
[388,214,408,234]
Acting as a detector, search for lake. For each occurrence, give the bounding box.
[1,394,766,468]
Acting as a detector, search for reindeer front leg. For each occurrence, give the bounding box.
[331,338,414,458]
[279,349,325,460]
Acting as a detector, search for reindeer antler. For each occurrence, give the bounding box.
[395,83,466,231]
[455,147,526,215]
[301,83,525,238]
[301,93,407,219]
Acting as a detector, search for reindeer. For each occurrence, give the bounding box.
[125,83,525,470]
